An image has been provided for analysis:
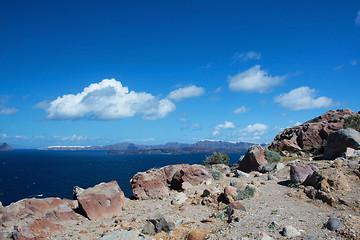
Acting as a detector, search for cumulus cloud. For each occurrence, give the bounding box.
[213,121,235,135]
[351,60,358,66]
[167,85,205,102]
[275,86,333,110]
[233,51,261,62]
[355,10,360,25]
[228,65,286,93]
[237,123,268,140]
[43,78,196,120]
[0,95,18,115]
[232,106,249,114]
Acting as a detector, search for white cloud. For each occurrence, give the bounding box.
[275,86,333,110]
[237,123,268,139]
[228,65,286,93]
[232,106,249,114]
[0,108,18,115]
[33,101,50,109]
[350,60,357,66]
[233,51,261,62]
[355,10,360,25]
[213,121,236,135]
[167,85,205,102]
[0,95,18,115]
[44,78,178,120]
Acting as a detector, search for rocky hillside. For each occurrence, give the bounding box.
[0,143,12,151]
[269,108,360,156]
[0,109,359,240]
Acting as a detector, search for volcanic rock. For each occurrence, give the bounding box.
[238,145,268,173]
[130,168,169,200]
[290,164,318,183]
[269,108,359,154]
[323,128,360,159]
[0,143,12,151]
[74,181,126,220]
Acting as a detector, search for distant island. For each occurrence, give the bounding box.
[0,143,12,151]
[39,140,257,154]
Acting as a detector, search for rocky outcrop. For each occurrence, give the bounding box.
[74,181,126,220]
[130,164,213,200]
[323,128,360,159]
[130,168,169,200]
[290,164,318,183]
[269,108,359,154]
[238,145,268,172]
[208,164,231,175]
[0,197,78,239]
[0,143,12,151]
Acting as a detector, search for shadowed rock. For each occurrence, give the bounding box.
[238,145,268,173]
[323,128,360,159]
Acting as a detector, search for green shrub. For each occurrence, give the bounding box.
[264,150,281,163]
[344,115,360,131]
[204,152,230,166]
[234,186,256,200]
[209,169,222,180]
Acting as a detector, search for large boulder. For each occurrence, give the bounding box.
[269,108,359,154]
[323,128,360,159]
[303,168,351,192]
[74,181,126,220]
[0,198,78,239]
[130,164,213,200]
[0,198,78,228]
[290,164,318,183]
[238,145,268,172]
[130,168,169,200]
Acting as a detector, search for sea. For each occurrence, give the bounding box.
[0,150,244,206]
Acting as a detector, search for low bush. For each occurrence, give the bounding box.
[264,150,281,163]
[344,115,360,131]
[204,152,230,166]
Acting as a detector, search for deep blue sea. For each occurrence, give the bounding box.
[0,150,243,206]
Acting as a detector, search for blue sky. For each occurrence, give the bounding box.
[0,0,359,148]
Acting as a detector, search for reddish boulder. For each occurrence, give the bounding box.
[0,198,78,228]
[171,165,212,190]
[238,145,268,173]
[269,108,359,154]
[290,164,318,183]
[74,181,126,220]
[13,219,65,240]
[130,168,169,200]
[163,164,190,183]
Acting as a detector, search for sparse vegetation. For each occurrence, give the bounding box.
[344,115,360,131]
[204,152,229,166]
[234,186,256,200]
[264,150,281,163]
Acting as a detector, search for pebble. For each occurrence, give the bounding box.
[302,236,317,240]
[326,218,344,231]
[281,225,301,238]
[267,174,276,180]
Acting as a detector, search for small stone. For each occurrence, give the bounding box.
[258,232,273,240]
[267,174,276,180]
[302,236,317,240]
[228,202,246,212]
[281,225,301,238]
[171,192,187,205]
[275,162,285,171]
[234,170,249,178]
[187,229,209,240]
[201,189,211,197]
[326,218,344,231]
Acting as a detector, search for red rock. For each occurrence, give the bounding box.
[163,164,190,183]
[228,202,246,211]
[187,229,209,240]
[13,219,65,240]
[270,108,359,154]
[224,186,238,203]
[0,198,78,228]
[238,145,268,173]
[130,168,169,200]
[74,181,126,220]
[181,165,213,186]
[290,164,318,183]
